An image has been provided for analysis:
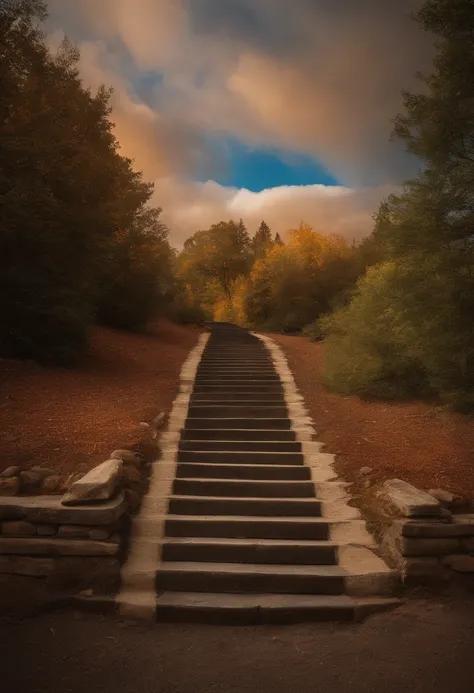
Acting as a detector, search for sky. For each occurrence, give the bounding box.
[45,0,435,246]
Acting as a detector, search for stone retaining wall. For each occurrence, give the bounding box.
[378,479,474,583]
[0,494,128,594]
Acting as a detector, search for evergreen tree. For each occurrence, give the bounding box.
[322,0,474,408]
[274,232,284,246]
[0,0,174,363]
[252,220,273,258]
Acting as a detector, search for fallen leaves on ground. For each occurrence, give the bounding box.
[0,320,201,476]
[272,334,474,499]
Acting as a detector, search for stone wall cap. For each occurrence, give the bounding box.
[0,493,127,525]
[383,479,442,517]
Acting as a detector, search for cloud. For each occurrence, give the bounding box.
[44,0,434,242]
[153,177,395,247]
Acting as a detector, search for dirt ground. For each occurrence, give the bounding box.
[272,335,474,499]
[1,595,474,693]
[0,320,200,478]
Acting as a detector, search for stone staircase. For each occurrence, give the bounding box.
[118,323,400,623]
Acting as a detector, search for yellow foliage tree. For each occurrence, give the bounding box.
[243,223,358,332]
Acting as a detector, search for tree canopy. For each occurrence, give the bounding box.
[0,0,174,363]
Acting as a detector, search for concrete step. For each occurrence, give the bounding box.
[180,429,296,441]
[193,385,284,394]
[165,515,329,540]
[156,562,345,595]
[179,441,302,453]
[177,450,304,465]
[198,363,273,369]
[190,400,286,408]
[194,376,281,384]
[196,370,277,376]
[161,537,337,565]
[197,365,276,371]
[190,393,285,402]
[187,406,288,418]
[176,462,311,480]
[168,495,322,517]
[185,418,291,430]
[173,478,314,498]
[199,357,272,362]
[155,592,400,624]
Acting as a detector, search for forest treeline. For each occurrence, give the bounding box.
[2,0,474,408]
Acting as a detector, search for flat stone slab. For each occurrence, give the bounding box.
[383,479,441,517]
[0,493,127,525]
[402,520,474,538]
[0,537,119,557]
[62,460,122,506]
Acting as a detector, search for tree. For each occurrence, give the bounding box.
[252,220,273,259]
[180,220,252,300]
[0,1,174,363]
[322,0,474,408]
[97,206,175,330]
[244,223,357,333]
[274,232,284,246]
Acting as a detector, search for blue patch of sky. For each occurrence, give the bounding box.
[195,137,339,191]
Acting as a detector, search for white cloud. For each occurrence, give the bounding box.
[44,0,431,244]
[153,177,395,247]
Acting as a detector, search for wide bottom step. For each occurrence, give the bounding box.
[155,592,399,624]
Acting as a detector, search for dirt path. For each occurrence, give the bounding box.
[1,596,473,693]
[271,334,474,499]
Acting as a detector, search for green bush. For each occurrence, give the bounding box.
[321,257,474,407]
[320,262,427,399]
[301,318,325,342]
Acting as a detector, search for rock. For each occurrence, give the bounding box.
[461,538,474,555]
[30,466,55,480]
[125,488,141,513]
[19,470,42,487]
[1,521,36,536]
[64,473,83,490]
[122,465,143,485]
[428,488,464,508]
[0,492,127,525]
[139,422,157,439]
[47,557,120,593]
[0,556,55,577]
[399,536,461,557]
[0,477,20,496]
[383,479,442,517]
[58,525,93,538]
[36,524,57,537]
[0,466,20,479]
[443,555,474,573]
[61,460,123,506]
[89,528,110,541]
[41,475,61,493]
[403,557,441,579]
[402,521,474,538]
[110,450,143,465]
[452,513,474,528]
[359,467,373,476]
[0,537,119,557]
[152,412,166,430]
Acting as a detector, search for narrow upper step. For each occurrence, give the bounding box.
[156,560,346,595]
